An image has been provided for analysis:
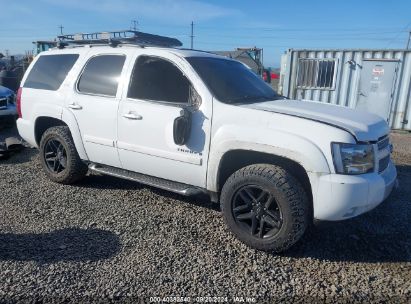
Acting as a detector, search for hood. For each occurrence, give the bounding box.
[0,85,14,97]
[241,99,389,142]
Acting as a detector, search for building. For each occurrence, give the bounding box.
[213,47,264,76]
[280,49,411,131]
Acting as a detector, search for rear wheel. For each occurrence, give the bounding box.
[39,126,88,184]
[220,164,310,252]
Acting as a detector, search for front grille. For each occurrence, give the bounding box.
[379,155,390,173]
[377,136,389,150]
[0,98,7,109]
[377,135,390,173]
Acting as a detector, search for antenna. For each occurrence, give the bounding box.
[58,25,64,35]
[190,21,194,50]
[131,20,138,31]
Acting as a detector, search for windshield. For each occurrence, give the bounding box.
[186,56,282,104]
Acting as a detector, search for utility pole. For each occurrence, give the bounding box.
[131,20,138,31]
[407,31,411,49]
[58,25,64,35]
[190,21,194,49]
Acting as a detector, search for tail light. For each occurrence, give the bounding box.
[16,87,22,118]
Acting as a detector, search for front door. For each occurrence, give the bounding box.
[117,53,212,188]
[356,59,398,120]
[67,50,130,168]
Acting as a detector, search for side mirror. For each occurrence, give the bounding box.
[173,109,191,146]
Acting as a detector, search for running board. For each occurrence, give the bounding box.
[88,163,205,196]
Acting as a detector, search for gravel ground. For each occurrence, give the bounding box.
[0,121,410,303]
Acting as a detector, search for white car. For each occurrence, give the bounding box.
[16,43,397,252]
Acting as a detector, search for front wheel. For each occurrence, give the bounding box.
[39,126,88,184]
[220,164,310,252]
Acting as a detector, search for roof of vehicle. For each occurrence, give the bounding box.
[39,44,231,61]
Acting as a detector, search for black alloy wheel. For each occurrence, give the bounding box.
[220,164,310,252]
[232,185,283,239]
[39,126,88,184]
[44,139,67,174]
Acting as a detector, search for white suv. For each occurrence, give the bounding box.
[16,43,397,252]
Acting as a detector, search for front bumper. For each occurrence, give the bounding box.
[313,160,397,221]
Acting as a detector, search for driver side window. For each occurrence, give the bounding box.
[128,55,190,104]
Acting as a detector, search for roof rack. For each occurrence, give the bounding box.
[56,30,182,48]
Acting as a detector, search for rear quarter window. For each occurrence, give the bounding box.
[24,54,79,91]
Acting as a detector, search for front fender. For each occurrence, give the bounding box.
[207,125,330,192]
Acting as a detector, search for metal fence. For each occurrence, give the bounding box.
[280,49,411,131]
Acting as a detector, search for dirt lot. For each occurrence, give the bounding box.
[0,121,410,303]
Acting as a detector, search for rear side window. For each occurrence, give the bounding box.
[77,55,125,97]
[24,54,79,90]
[128,55,190,104]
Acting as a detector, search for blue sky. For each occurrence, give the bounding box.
[1,0,411,66]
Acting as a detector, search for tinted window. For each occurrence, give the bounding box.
[128,56,190,103]
[187,57,280,104]
[78,55,125,96]
[24,54,79,90]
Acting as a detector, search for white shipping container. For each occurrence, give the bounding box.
[280,49,411,131]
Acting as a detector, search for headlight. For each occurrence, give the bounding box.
[331,143,375,175]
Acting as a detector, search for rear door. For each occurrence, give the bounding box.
[117,51,212,187]
[66,49,133,167]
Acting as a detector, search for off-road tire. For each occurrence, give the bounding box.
[39,126,88,184]
[220,164,310,252]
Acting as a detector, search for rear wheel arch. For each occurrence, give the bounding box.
[34,114,88,160]
[34,116,67,146]
[39,126,88,184]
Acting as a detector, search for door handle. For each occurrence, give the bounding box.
[68,103,83,110]
[122,112,143,120]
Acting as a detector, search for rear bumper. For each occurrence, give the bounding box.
[16,118,37,148]
[313,160,397,221]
